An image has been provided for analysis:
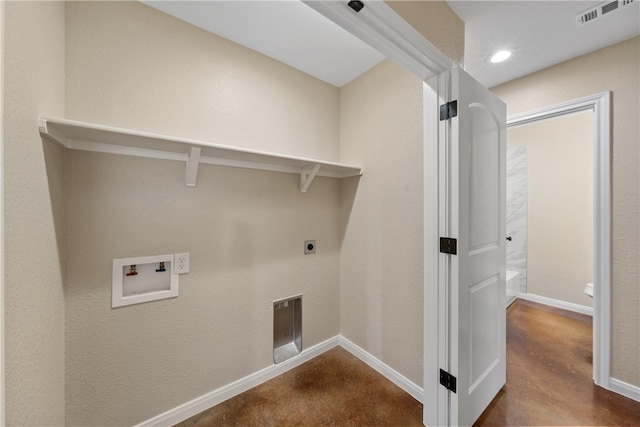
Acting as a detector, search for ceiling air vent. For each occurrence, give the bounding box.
[577,0,637,26]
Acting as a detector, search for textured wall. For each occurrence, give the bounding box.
[66,1,340,161]
[3,1,66,425]
[339,60,424,386]
[508,111,593,307]
[492,37,640,386]
[4,1,467,422]
[64,2,341,425]
[386,0,465,65]
[65,154,341,426]
[337,0,464,390]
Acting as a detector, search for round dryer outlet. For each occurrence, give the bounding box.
[304,240,316,254]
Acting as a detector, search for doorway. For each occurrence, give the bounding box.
[506,92,611,387]
[507,109,594,313]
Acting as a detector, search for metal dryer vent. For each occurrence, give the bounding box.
[273,296,302,364]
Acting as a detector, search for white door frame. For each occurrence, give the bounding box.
[423,72,447,427]
[310,0,615,415]
[303,1,452,79]
[506,92,612,389]
[1,0,6,423]
[304,2,462,425]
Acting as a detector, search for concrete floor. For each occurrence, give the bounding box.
[177,299,640,426]
[176,346,422,426]
[476,299,640,426]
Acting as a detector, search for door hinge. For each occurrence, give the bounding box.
[440,369,457,393]
[439,100,458,121]
[439,237,457,255]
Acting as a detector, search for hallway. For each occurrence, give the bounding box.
[476,299,640,425]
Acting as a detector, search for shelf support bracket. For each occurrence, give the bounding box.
[185,147,201,187]
[38,118,70,148]
[300,164,321,193]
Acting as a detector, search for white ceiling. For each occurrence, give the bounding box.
[145,0,640,89]
[144,1,385,87]
[448,0,640,87]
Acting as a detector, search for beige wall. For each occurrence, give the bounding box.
[65,155,341,426]
[508,111,593,307]
[335,0,463,390]
[66,1,340,162]
[493,37,640,386]
[3,1,466,423]
[339,60,424,386]
[386,0,465,66]
[4,1,66,425]
[64,2,341,425]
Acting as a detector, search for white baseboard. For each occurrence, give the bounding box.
[338,336,424,403]
[135,336,339,427]
[114,326,636,426]
[517,293,593,316]
[609,377,640,402]
[136,335,424,427]
[516,295,638,403]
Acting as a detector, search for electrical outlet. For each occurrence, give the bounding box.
[174,253,190,274]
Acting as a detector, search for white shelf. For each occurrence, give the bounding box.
[38,117,363,192]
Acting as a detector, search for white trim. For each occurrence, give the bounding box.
[516,294,593,316]
[135,336,340,427]
[513,293,639,404]
[112,254,179,309]
[0,0,5,423]
[338,336,424,404]
[609,378,640,402]
[303,0,451,82]
[135,336,424,427]
[508,93,608,128]
[507,92,611,390]
[38,117,363,190]
[300,164,320,193]
[423,76,442,427]
[185,147,201,187]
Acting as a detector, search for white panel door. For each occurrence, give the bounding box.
[439,67,506,426]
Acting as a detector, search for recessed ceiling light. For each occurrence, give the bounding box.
[489,50,512,63]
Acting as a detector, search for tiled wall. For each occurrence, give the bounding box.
[506,146,528,292]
